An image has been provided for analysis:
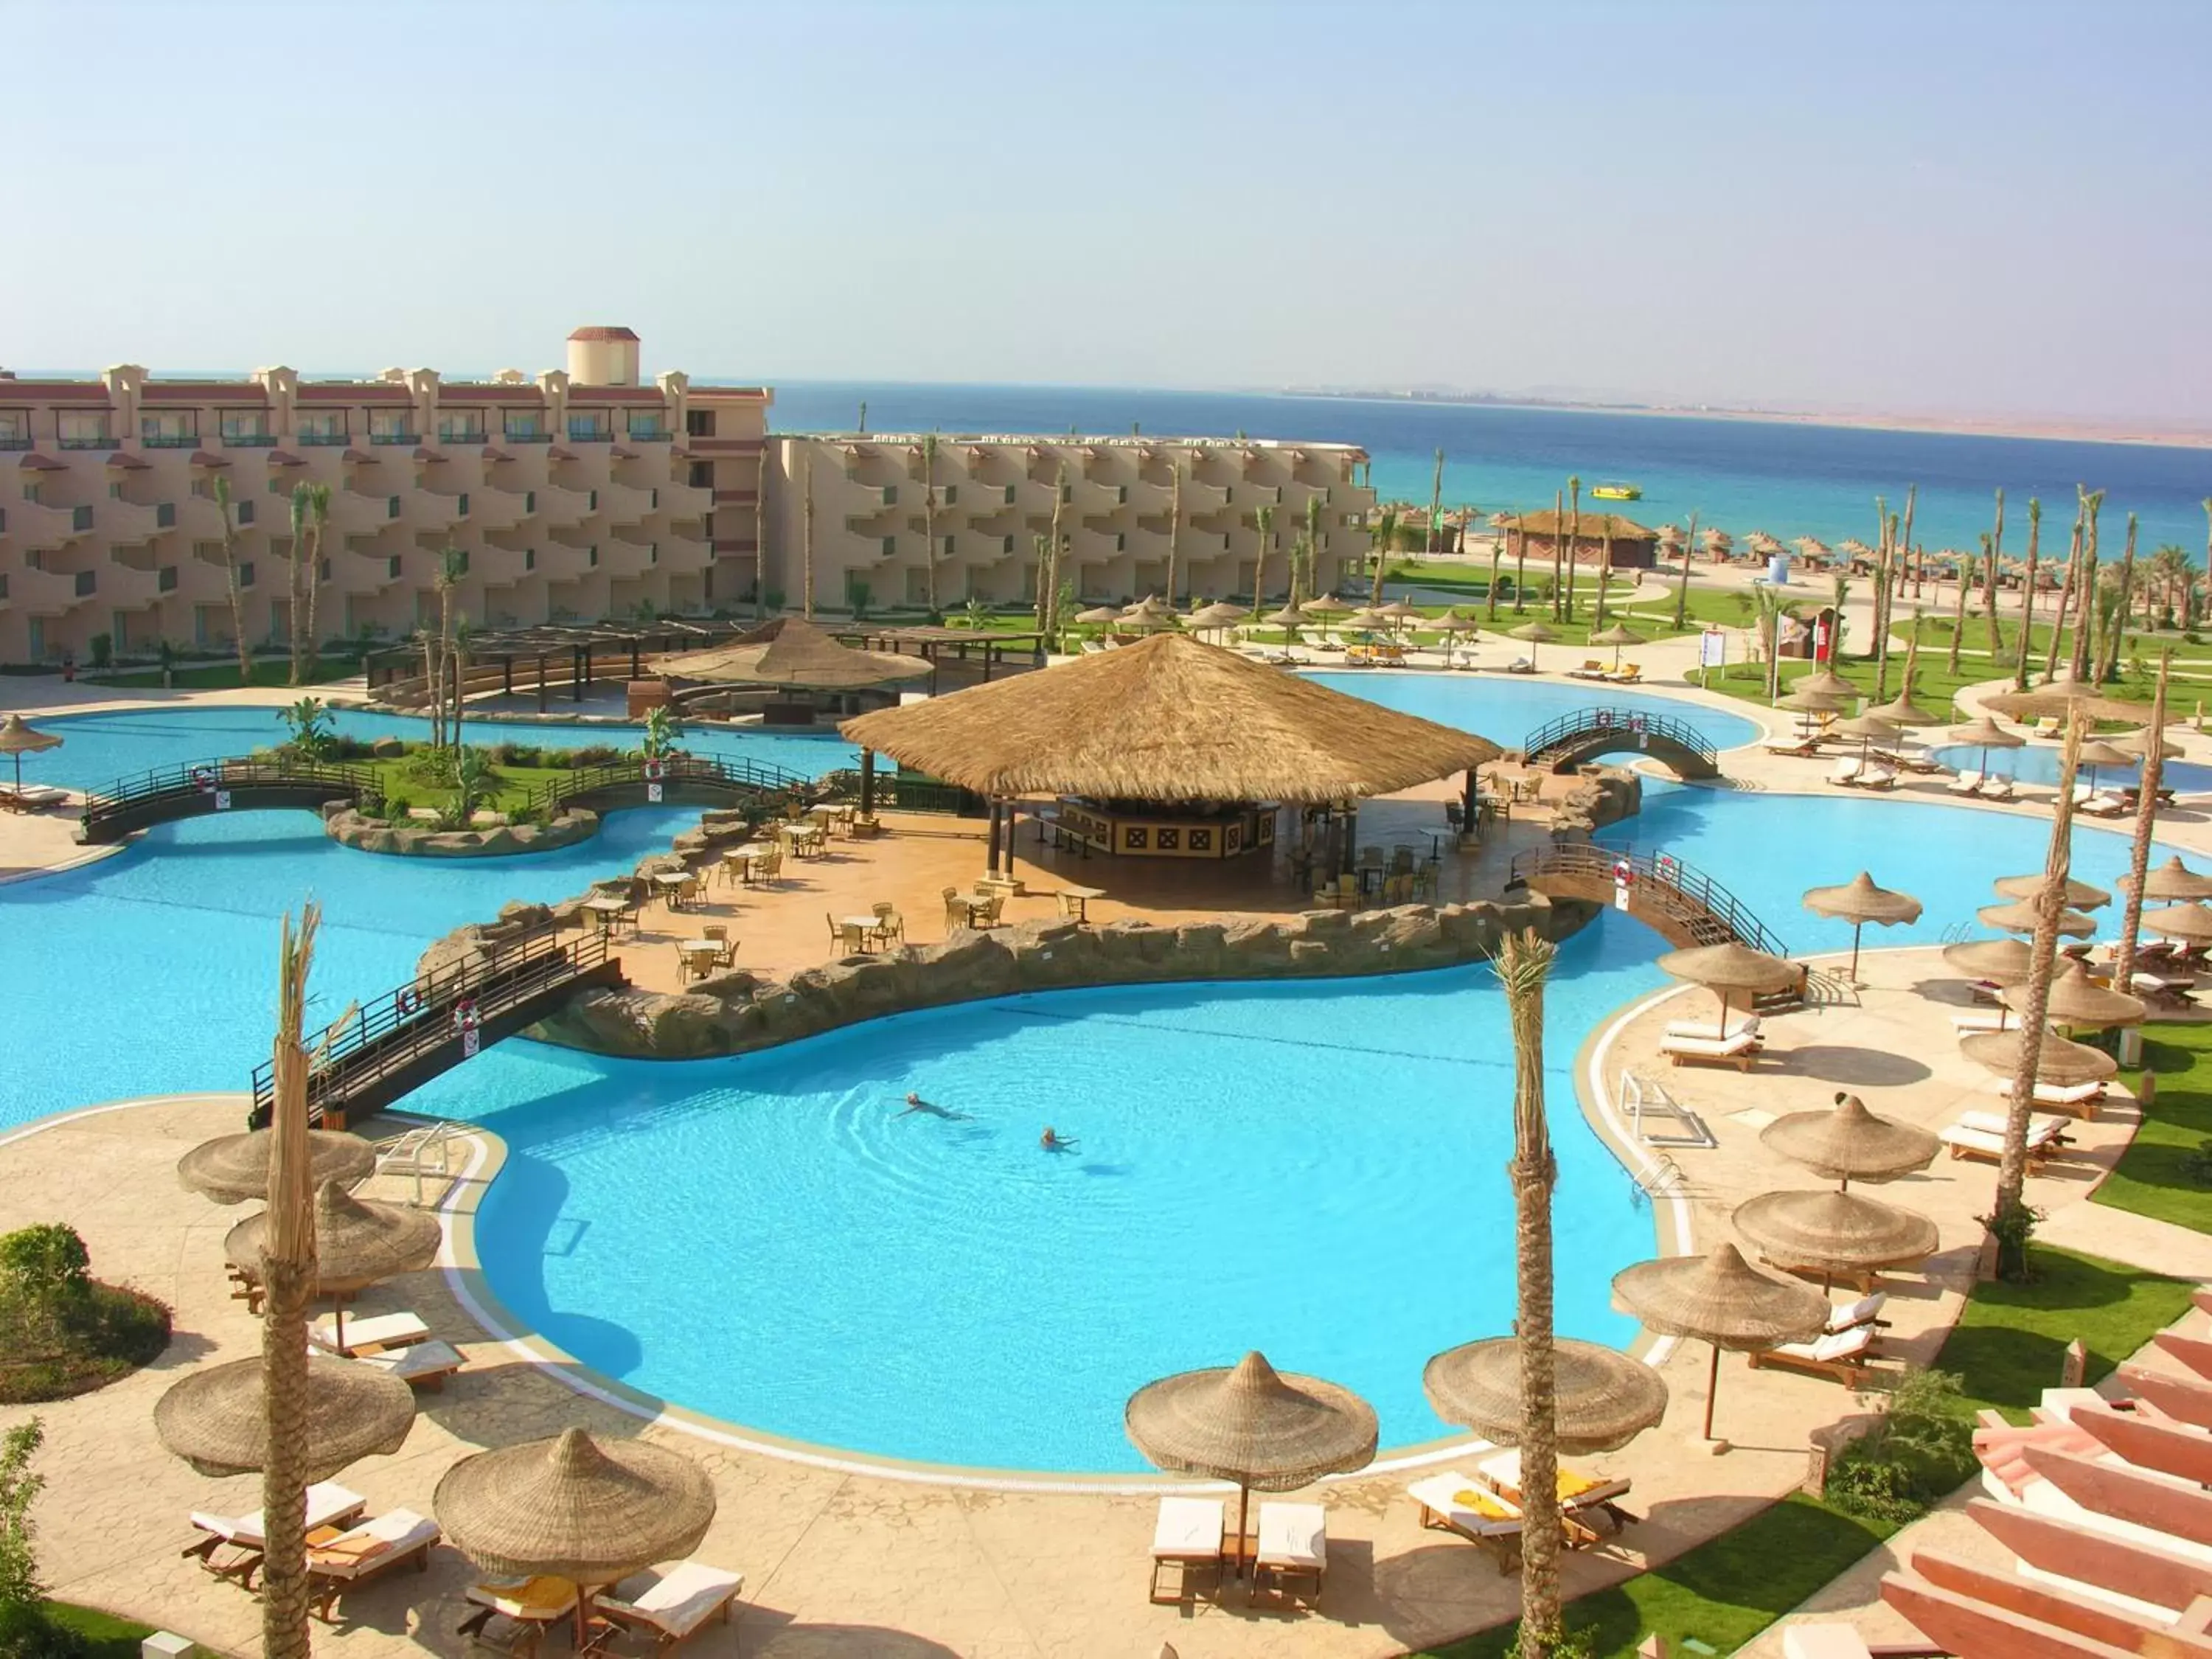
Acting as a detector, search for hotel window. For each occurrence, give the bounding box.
[58,412,115,449]
[649,542,658,564]
[1002,535,1015,554]
[142,411,199,448]
[437,414,486,444]
[881,536,897,558]
[297,413,346,445]
[1114,533,1127,552]
[239,562,256,588]
[0,411,29,451]
[567,413,612,442]
[941,484,956,506]
[626,410,667,439]
[219,412,273,445]
[687,462,713,488]
[237,499,256,525]
[587,545,599,567]
[367,411,414,443]
[502,410,546,441]
[1002,484,1015,504]
[686,409,715,437]
[942,535,955,557]
[524,549,535,571]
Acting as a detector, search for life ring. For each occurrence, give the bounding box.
[453,998,480,1036]
[1613,860,1636,888]
[395,987,422,1015]
[190,765,215,790]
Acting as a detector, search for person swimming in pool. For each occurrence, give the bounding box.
[1041,1126,1078,1151]
[900,1092,967,1120]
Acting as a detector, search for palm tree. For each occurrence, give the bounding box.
[260,903,326,1659]
[1426,448,1445,558]
[417,626,442,751]
[1947,539,1976,675]
[2014,500,2042,690]
[1486,512,1506,621]
[1871,515,1896,700]
[1560,479,1580,624]
[2043,497,2087,683]
[285,486,310,685]
[1031,533,1051,633]
[2112,651,2174,1032]
[800,444,816,619]
[1672,510,1697,631]
[2150,543,2190,630]
[1254,504,1276,607]
[1049,462,1070,618]
[2073,489,2105,684]
[1304,491,1324,609]
[1368,509,1398,607]
[1899,483,1918,605]
[1984,489,2006,660]
[435,547,465,751]
[1497,928,1565,1654]
[449,616,473,752]
[1513,512,1531,615]
[297,484,331,684]
[921,433,941,620]
[2101,515,2139,684]
[1164,455,1185,610]
[209,476,255,684]
[1592,517,1613,630]
[1752,582,1787,700]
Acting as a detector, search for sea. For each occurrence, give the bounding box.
[759,381,2211,563]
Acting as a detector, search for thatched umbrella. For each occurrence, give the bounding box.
[2002,960,2143,1032]
[1984,681,2161,728]
[2111,726,2185,762]
[1802,872,1923,981]
[1340,607,1388,631]
[1073,605,1123,626]
[1795,536,1832,563]
[154,1355,414,1484]
[1611,1245,1827,1444]
[1375,599,1422,625]
[1731,1190,1940,1286]
[1977,898,2095,939]
[1430,610,1481,667]
[1262,604,1306,630]
[225,1180,442,1346]
[2121,857,2212,902]
[1590,622,1644,673]
[1655,941,1799,1038]
[0,714,62,799]
[434,1427,716,1585]
[2067,737,2134,795]
[1122,594,1173,619]
[654,617,931,693]
[1508,619,1557,669]
[1794,667,1860,700]
[1831,712,1901,765]
[1992,872,2110,910]
[1423,1338,1667,1457]
[1960,1027,2120,1088]
[841,633,1499,805]
[178,1127,376,1207]
[2140,902,2212,945]
[1186,601,1250,636]
[1947,714,2025,780]
[1941,936,2035,987]
[1866,689,1939,728]
[1126,1352,1377,1576]
[1300,595,1352,618]
[1837,538,1871,559]
[1760,1092,1939,1191]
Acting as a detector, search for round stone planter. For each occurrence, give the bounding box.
[322,804,600,858]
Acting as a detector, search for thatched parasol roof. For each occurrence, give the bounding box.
[1976,899,2095,938]
[1992,873,2110,910]
[1430,611,1481,634]
[0,714,61,758]
[1983,681,2161,726]
[1760,1093,1938,1186]
[839,633,1499,804]
[223,1178,442,1293]
[1731,1190,1940,1275]
[2001,960,2143,1030]
[1941,937,2035,985]
[1507,621,1558,644]
[1804,872,1923,929]
[1074,605,1123,625]
[1590,622,1645,647]
[1262,605,1306,627]
[1837,538,1871,557]
[1793,667,1860,700]
[1125,1351,1377,1491]
[1611,1244,1828,1349]
[1832,713,1902,742]
[2075,739,2134,768]
[2121,857,2212,902]
[177,1127,377,1206]
[2141,902,2212,945]
[1422,1338,1667,1456]
[154,1356,414,1483]
[2111,726,2185,761]
[1510,509,1657,540]
[1186,602,1249,629]
[1777,688,1853,714]
[1301,596,1352,616]
[1656,941,1798,992]
[1947,715,2025,751]
[1866,691,1940,726]
[1960,1027,2119,1087]
[435,1427,716,1584]
[655,617,931,692]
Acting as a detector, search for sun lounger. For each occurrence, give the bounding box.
[1659,1029,1762,1071]
[1764,737,1821,759]
[1958,1108,2071,1146]
[1254,1501,1327,1602]
[0,784,68,811]
[1939,1113,2070,1167]
[588,1561,745,1654]
[1830,757,1863,787]
[1748,1324,1887,1388]
[1947,769,1983,796]
[306,1508,441,1622]
[1977,1074,2107,1116]
[187,1481,367,1589]
[1950,1011,2009,1034]
[1664,1014,1761,1043]
[461,1576,582,1659]
[352,1337,465,1391]
[1407,1472,1523,1573]
[1149,1495,1225,1603]
[1475,1448,1635,1537]
[1828,1293,1891,1334]
[1977,774,2016,801]
[1857,765,1897,790]
[2036,716,2062,736]
[2080,790,2129,818]
[309,1310,431,1357]
[1506,656,1535,673]
[1607,663,1643,684]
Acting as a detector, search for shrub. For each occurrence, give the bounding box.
[492,741,546,768]
[567,745,625,768]
[2182,1137,2212,1187]
[383,794,412,819]
[0,1601,90,1659]
[1822,1368,1975,1526]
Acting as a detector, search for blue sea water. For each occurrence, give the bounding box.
[764,380,2212,563]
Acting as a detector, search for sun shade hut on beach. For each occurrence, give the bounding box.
[2121,857,2212,902]
[223,1179,442,1346]
[1992,873,2110,910]
[1125,1352,1377,1578]
[1731,1189,1941,1287]
[154,1356,415,1483]
[177,1128,377,1207]
[1422,1338,1667,1456]
[841,631,1500,877]
[1760,1092,1939,1191]
[1801,873,1923,982]
[1977,899,2096,939]
[0,714,61,803]
[654,616,930,723]
[1655,941,1801,1038]
[2001,960,2145,1032]
[1960,1027,2120,1088]
[1611,1245,1828,1446]
[434,1427,716,1584]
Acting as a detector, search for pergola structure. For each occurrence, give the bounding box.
[840,631,1500,882]
[366,619,741,709]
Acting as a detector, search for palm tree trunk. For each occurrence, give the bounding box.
[2073,491,2105,683]
[1165,462,1183,611]
[1593,521,1613,630]
[1549,490,1565,622]
[1049,465,1068,616]
[302,489,329,678]
[419,633,441,750]
[1427,448,1445,559]
[1562,479,1580,625]
[1872,517,1894,700]
[1513,515,1528,614]
[1672,511,1697,630]
[2045,503,2086,683]
[1993,716,2084,1279]
[2113,651,2172,1024]
[1984,490,2006,659]
[260,905,324,1659]
[438,582,456,749]
[922,437,939,619]
[1487,526,1504,622]
[801,445,816,619]
[1497,930,1563,1654]
[212,478,254,684]
[1255,505,1276,608]
[2104,516,2138,684]
[2014,501,2042,690]
[1947,540,1970,675]
[1899,484,1917,603]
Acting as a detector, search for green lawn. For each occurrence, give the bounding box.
[360,752,592,816]
[1899,612,2212,667]
[2095,1025,2212,1231]
[44,1603,156,1659]
[1697,653,2174,725]
[86,654,361,689]
[1413,1245,2191,1658]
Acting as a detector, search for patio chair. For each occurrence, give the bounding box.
[187,1482,367,1590]
[701,925,737,968]
[1976,1074,2106,1116]
[1254,1501,1326,1603]
[1568,658,1607,681]
[1977,775,2015,801]
[1663,1013,1761,1043]
[305,1507,442,1622]
[971,893,1006,928]
[308,1310,431,1357]
[1947,769,1983,796]
[1609,663,1643,685]
[869,905,904,946]
[1658,1029,1762,1071]
[942,886,973,929]
[1405,1472,1523,1574]
[1857,765,1897,790]
[459,1576,582,1659]
[1748,1324,1888,1388]
[585,1560,745,1656]
[1148,1495,1225,1604]
[1475,1448,1636,1538]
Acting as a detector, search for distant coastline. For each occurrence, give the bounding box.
[1276,389,2212,453]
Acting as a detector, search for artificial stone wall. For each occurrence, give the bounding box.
[323,804,601,858]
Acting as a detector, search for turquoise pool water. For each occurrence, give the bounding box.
[1300,672,1764,755]
[0,681,2176,1472]
[1931,742,2212,796]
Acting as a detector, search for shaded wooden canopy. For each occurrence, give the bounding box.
[840,632,1500,803]
[656,616,933,692]
[1509,509,1658,541]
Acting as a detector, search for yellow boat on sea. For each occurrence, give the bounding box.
[1590,481,1641,501]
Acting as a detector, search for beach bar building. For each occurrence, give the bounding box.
[1506,509,1661,571]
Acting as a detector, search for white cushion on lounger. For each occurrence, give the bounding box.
[1947,771,1981,793]
[1406,1472,1522,1534]
[310,1311,429,1353]
[310,1509,439,1579]
[599,1561,744,1638]
[1660,1031,1758,1057]
[1939,1124,2005,1158]
[352,1338,462,1383]
[1950,1012,2008,1034]
[1256,1501,1326,1570]
[193,1481,366,1547]
[1778,1326,1873,1365]
[1978,1077,2104,1106]
[7,785,66,805]
[1665,1015,1760,1040]
[1957,1109,2067,1145]
[1152,1496,1224,1559]
[1828,1293,1888,1332]
[1476,1447,1632,1508]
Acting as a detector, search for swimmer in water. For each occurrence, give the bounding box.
[900,1092,967,1120]
[1041,1126,1079,1151]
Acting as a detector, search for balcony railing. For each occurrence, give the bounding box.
[502,432,553,444]
[58,437,121,451]
[626,427,671,442]
[0,437,32,452]
[142,434,200,449]
[566,427,615,443]
[221,433,278,447]
[368,431,421,446]
[437,431,488,446]
[297,432,350,447]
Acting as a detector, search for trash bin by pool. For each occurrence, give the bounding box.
[1768,554,1792,585]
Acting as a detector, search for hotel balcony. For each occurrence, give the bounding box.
[599,481,655,525]
[102,498,178,544]
[2,499,96,552]
[332,488,403,537]
[0,566,80,616]
[467,484,531,532]
[331,550,402,597]
[1070,479,1127,516]
[1181,481,1230,514]
[102,548,164,608]
[535,484,594,527]
[532,540,593,582]
[659,481,713,521]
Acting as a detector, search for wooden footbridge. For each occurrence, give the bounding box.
[1522,707,1721,780]
[1509,843,1791,957]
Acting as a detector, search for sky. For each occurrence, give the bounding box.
[2,0,2208,424]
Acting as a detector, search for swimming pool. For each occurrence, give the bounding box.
[1930,742,2212,795]
[1301,672,1764,756]
[0,682,2175,1472]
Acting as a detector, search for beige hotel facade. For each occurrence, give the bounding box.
[0,328,1372,664]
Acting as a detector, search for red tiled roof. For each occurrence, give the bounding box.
[142,383,267,403]
[0,383,111,403]
[268,449,305,467]
[18,451,65,470]
[188,451,230,468]
[439,386,541,404]
[568,386,666,404]
[297,383,411,405]
[342,447,378,465]
[567,326,639,342]
[105,451,150,470]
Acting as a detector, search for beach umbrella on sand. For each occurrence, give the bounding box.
[1961,1026,2119,1088]
[1611,1245,1827,1446]
[1655,941,1800,1038]
[1977,897,2096,939]
[1074,605,1123,626]
[1507,619,1557,669]
[1794,666,1860,701]
[1867,689,1939,728]
[1127,1352,1377,1578]
[2140,903,2212,946]
[224,1179,442,1346]
[1590,621,1645,672]
[2121,857,2212,902]
[435,1427,716,1584]
[1300,595,1351,618]
[0,714,61,801]
[1947,714,2025,780]
[1992,872,2110,911]
[1760,1092,1938,1191]
[1837,538,1871,559]
[1802,872,1923,981]
[1423,1338,1668,1457]
[155,1355,414,1483]
[1430,611,1481,666]
[1731,1189,1941,1288]
[1184,601,1249,636]
[177,1127,377,1206]
[1262,604,1306,630]
[2002,959,2144,1032]
[1795,536,1832,561]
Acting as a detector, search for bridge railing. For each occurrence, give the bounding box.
[520,751,813,820]
[248,929,611,1125]
[1523,706,1717,769]
[1509,841,1790,958]
[816,768,980,815]
[80,755,385,829]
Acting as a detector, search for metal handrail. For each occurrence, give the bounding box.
[1523,706,1717,768]
[519,751,811,820]
[80,755,385,819]
[250,930,608,1123]
[1509,841,1790,957]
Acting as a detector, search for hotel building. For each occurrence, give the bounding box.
[0,329,1371,664]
